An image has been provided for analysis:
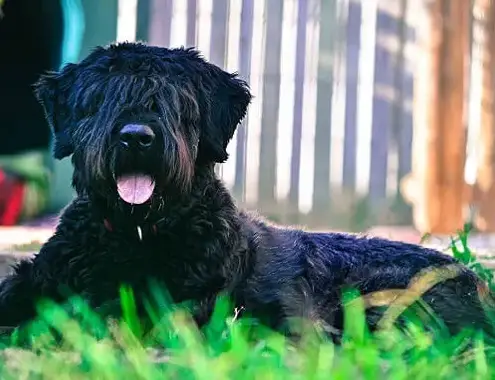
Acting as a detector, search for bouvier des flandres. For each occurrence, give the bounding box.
[0,42,493,341]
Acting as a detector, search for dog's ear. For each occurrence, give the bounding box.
[198,66,252,163]
[34,63,79,160]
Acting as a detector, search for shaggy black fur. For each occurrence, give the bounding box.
[0,42,493,342]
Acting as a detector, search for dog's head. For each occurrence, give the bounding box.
[34,42,251,209]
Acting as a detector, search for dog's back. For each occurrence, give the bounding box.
[239,214,495,339]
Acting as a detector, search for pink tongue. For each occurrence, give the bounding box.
[116,175,155,204]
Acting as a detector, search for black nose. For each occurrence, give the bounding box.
[119,124,155,150]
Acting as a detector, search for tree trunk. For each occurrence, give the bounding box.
[406,0,470,234]
[473,0,495,231]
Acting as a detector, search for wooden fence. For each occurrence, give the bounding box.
[63,0,493,233]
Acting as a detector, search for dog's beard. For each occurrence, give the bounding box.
[108,150,161,209]
[73,136,195,219]
[109,147,158,205]
[107,135,195,209]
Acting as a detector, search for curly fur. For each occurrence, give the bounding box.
[0,42,493,342]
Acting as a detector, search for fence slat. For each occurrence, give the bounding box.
[396,0,413,187]
[209,0,230,177]
[147,0,173,47]
[233,0,255,200]
[258,0,284,208]
[369,6,396,201]
[136,0,150,42]
[288,0,309,213]
[342,1,362,192]
[186,0,198,47]
[209,0,230,67]
[312,0,339,221]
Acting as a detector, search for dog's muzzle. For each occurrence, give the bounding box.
[114,124,157,205]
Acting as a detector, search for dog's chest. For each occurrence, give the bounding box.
[64,230,225,302]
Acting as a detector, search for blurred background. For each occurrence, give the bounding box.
[0,0,494,248]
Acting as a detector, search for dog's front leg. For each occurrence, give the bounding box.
[0,259,40,329]
[189,296,217,329]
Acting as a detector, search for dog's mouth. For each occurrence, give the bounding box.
[116,174,156,204]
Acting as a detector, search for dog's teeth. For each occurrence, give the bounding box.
[137,226,143,241]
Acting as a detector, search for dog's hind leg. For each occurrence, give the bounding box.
[362,272,495,340]
[419,276,495,339]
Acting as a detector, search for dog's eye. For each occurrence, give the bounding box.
[77,94,104,120]
[75,108,93,120]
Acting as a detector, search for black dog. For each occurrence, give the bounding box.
[0,42,493,341]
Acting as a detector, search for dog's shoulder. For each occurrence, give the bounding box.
[237,211,314,282]
[55,196,97,234]
[36,196,103,260]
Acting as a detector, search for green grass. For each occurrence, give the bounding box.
[0,225,494,379]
